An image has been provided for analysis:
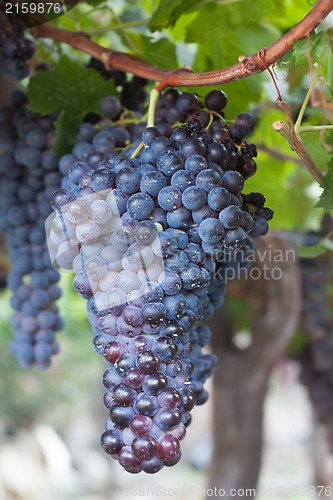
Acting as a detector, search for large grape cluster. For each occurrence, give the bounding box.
[49,88,272,473]
[0,6,35,80]
[0,91,63,369]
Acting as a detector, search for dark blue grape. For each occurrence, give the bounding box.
[142,127,161,146]
[249,216,268,238]
[127,193,155,220]
[133,393,159,417]
[158,186,182,211]
[116,167,140,194]
[101,96,121,116]
[140,170,168,198]
[163,250,188,273]
[101,429,123,455]
[196,169,222,193]
[134,220,157,246]
[156,150,184,177]
[166,206,192,230]
[179,138,206,159]
[136,350,161,374]
[170,169,195,192]
[207,187,231,211]
[219,205,243,229]
[176,92,198,114]
[158,271,182,296]
[222,170,244,194]
[223,227,247,249]
[205,90,227,111]
[182,186,206,211]
[142,302,166,328]
[162,294,186,321]
[150,137,173,158]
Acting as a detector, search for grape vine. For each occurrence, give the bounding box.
[0,0,331,485]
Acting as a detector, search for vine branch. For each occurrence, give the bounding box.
[273,120,325,183]
[32,0,332,87]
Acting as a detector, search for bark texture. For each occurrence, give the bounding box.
[206,233,302,496]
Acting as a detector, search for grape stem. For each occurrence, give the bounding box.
[31,0,332,87]
[272,120,324,184]
[147,88,160,128]
[294,68,319,134]
[299,125,333,134]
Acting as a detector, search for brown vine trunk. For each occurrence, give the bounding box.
[206,233,301,496]
[207,313,267,495]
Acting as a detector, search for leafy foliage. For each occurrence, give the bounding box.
[148,0,199,32]
[130,35,178,69]
[316,158,333,210]
[293,29,333,89]
[27,56,118,154]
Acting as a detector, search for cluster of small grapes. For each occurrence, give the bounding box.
[0,91,63,369]
[49,88,272,473]
[88,57,148,112]
[298,222,333,449]
[0,6,35,80]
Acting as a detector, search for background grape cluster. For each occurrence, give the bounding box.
[298,215,333,450]
[0,5,35,80]
[0,90,63,368]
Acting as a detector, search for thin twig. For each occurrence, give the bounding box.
[256,144,303,164]
[273,120,325,183]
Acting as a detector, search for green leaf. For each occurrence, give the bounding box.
[293,31,325,65]
[298,244,326,258]
[322,238,333,252]
[288,328,307,355]
[301,131,331,170]
[27,56,118,153]
[53,110,82,156]
[185,0,276,43]
[28,55,117,115]
[316,158,333,210]
[293,29,333,88]
[148,0,199,32]
[85,0,105,5]
[130,34,178,69]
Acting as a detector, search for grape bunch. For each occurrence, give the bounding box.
[0,90,63,369]
[298,217,333,449]
[49,88,272,473]
[0,6,35,80]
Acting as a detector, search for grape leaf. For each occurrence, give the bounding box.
[293,30,329,65]
[184,22,278,116]
[149,0,200,32]
[316,158,333,210]
[28,56,117,114]
[185,0,275,43]
[298,244,327,258]
[27,56,118,153]
[85,0,106,5]
[322,238,333,252]
[53,110,82,155]
[292,29,333,88]
[130,35,178,69]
